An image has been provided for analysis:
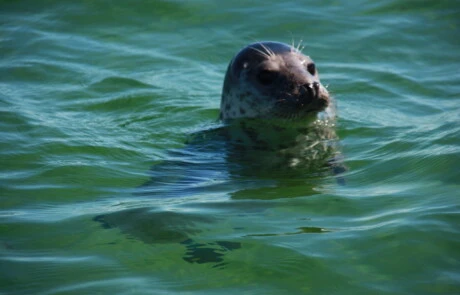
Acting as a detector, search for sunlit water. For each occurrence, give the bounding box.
[1,1,459,294]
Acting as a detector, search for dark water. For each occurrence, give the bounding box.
[1,1,459,294]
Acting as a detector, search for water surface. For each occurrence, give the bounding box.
[1,1,459,294]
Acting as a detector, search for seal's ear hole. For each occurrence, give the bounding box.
[307,63,316,75]
[257,70,277,85]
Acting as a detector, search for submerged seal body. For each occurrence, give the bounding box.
[218,41,337,169]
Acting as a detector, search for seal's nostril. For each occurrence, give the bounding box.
[301,83,312,90]
[312,82,319,98]
[299,83,312,97]
[307,83,315,96]
[298,83,313,105]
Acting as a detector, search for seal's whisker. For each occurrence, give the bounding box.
[259,42,275,58]
[250,46,270,59]
[289,32,295,49]
[296,39,304,52]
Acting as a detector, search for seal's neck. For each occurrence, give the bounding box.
[223,111,334,151]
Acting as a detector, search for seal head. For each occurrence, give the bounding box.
[220,41,330,121]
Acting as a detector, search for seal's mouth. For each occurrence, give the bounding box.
[270,102,328,121]
[272,84,329,120]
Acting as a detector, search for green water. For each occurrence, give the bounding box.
[1,1,459,294]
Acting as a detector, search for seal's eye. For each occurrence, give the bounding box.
[257,70,277,85]
[307,63,316,75]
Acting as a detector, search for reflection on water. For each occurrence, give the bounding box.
[94,208,243,268]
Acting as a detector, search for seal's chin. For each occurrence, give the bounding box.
[270,95,329,121]
[310,96,330,112]
[265,109,320,125]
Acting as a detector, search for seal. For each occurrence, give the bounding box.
[220,41,330,121]
[217,41,337,169]
[93,42,344,269]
